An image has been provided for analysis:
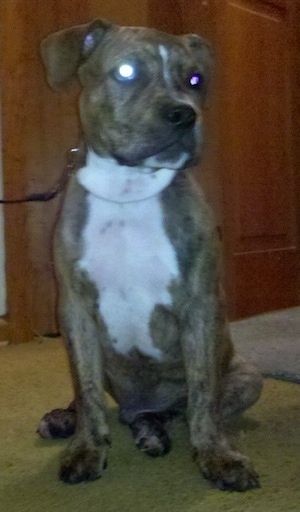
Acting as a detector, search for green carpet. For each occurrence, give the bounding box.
[1,339,299,512]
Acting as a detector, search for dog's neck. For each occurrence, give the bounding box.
[77,149,177,203]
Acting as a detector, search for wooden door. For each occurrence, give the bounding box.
[177,0,300,318]
[1,0,299,343]
[0,0,200,343]
[0,0,150,343]
[216,0,300,318]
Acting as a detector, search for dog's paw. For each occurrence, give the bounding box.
[37,407,76,439]
[130,413,172,457]
[59,438,110,484]
[197,450,260,492]
[136,431,171,457]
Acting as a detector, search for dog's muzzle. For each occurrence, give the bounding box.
[111,102,199,169]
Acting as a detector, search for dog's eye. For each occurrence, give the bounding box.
[114,62,138,82]
[188,73,204,89]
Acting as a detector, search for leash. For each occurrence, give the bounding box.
[0,147,85,204]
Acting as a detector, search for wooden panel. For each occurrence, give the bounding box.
[230,0,287,12]
[291,1,300,307]
[226,2,295,253]
[0,0,149,342]
[1,0,299,341]
[0,318,12,343]
[0,0,221,343]
[235,249,298,318]
[218,0,300,318]
[148,0,183,33]
[180,0,217,39]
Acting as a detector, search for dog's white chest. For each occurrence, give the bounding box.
[78,194,179,360]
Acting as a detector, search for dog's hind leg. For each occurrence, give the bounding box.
[37,401,76,439]
[219,354,263,422]
[129,412,172,457]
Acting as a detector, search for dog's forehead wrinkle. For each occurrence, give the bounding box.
[101,28,187,63]
[87,33,193,84]
[117,25,181,45]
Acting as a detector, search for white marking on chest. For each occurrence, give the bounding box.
[78,194,179,360]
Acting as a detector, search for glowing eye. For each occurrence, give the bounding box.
[119,64,134,78]
[114,63,137,82]
[189,73,204,88]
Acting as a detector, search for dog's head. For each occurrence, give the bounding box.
[41,19,213,171]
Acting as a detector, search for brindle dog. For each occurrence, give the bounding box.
[37,19,263,491]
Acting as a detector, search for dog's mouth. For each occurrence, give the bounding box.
[112,136,199,171]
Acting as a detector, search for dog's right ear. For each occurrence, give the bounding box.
[40,19,115,89]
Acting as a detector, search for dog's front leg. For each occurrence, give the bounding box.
[58,291,110,484]
[181,256,259,491]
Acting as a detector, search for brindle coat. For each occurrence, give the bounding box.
[38,19,263,491]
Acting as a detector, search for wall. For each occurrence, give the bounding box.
[0,0,151,341]
[0,99,6,315]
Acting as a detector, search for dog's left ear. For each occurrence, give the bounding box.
[40,19,115,89]
[183,34,214,107]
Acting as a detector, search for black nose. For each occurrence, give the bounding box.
[162,104,197,128]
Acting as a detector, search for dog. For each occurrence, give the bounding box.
[37,19,263,491]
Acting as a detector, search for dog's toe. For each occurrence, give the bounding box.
[59,439,109,484]
[199,450,260,492]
